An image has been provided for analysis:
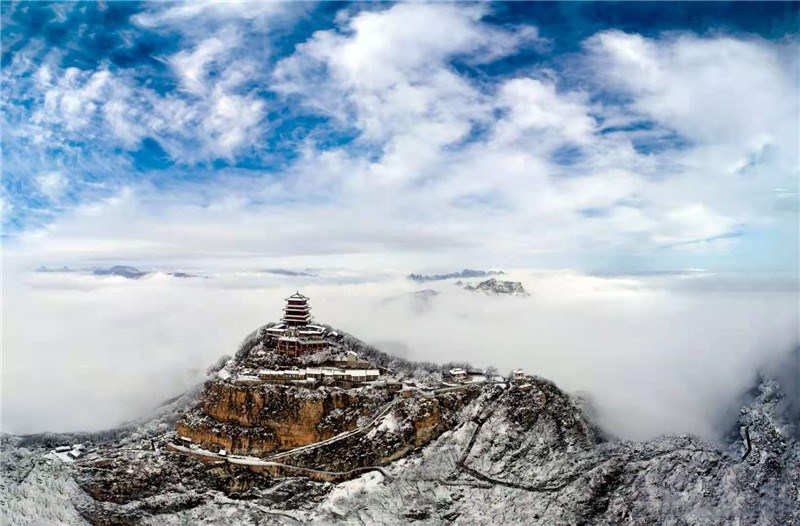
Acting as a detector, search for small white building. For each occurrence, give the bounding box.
[284,369,304,380]
[511,369,526,381]
[448,368,467,380]
[349,370,366,383]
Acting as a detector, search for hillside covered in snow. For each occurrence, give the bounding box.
[1,330,797,526]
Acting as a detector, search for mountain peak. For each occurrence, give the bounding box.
[464,278,529,296]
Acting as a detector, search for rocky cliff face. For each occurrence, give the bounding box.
[176,382,390,456]
[279,388,481,475]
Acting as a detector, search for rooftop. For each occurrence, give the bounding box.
[285,291,310,301]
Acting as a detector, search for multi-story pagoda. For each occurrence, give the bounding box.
[266,292,327,357]
[282,292,313,326]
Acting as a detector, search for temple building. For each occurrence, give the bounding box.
[283,292,313,326]
[266,292,328,357]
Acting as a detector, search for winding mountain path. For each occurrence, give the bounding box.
[267,397,401,461]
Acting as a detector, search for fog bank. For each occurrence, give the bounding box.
[3,267,797,441]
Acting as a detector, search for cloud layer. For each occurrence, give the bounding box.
[3,268,797,441]
[2,3,797,271]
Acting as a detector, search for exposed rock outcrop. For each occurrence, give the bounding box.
[463,278,529,296]
[176,383,390,456]
[279,388,482,474]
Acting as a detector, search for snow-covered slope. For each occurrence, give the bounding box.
[312,375,798,524]
[2,336,797,525]
[462,278,529,296]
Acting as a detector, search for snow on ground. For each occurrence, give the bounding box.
[0,453,89,526]
[317,471,386,518]
[367,413,400,438]
[47,451,74,463]
[143,492,310,526]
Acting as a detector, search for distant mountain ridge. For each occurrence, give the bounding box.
[408,268,505,282]
[92,265,149,279]
[36,266,77,273]
[262,268,318,277]
[463,278,529,296]
[36,265,201,279]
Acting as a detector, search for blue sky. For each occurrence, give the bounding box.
[2,1,798,273]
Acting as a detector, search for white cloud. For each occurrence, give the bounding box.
[494,78,596,146]
[0,14,795,275]
[7,7,796,267]
[269,6,799,266]
[653,204,738,246]
[13,42,267,163]
[2,0,293,168]
[2,265,796,440]
[587,31,797,148]
[102,98,147,149]
[35,171,69,201]
[132,1,293,32]
[49,3,77,24]
[0,192,12,219]
[315,4,537,92]
[273,3,536,148]
[169,34,232,96]
[586,30,799,210]
[36,67,113,132]
[205,91,265,158]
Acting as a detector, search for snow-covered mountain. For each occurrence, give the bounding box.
[462,278,529,296]
[1,332,797,525]
[408,269,505,282]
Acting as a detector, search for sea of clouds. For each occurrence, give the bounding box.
[3,265,797,442]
